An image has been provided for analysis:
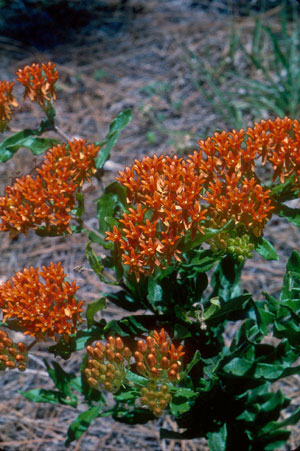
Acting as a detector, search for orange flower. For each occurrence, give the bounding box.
[0,262,83,341]
[16,62,58,106]
[106,155,207,278]
[0,81,18,131]
[169,343,185,361]
[0,139,99,237]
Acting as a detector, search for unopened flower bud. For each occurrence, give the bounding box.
[3,338,12,347]
[141,396,148,405]
[164,393,172,402]
[17,364,26,372]
[168,369,177,381]
[160,341,169,355]
[94,348,103,360]
[115,352,123,363]
[108,336,115,348]
[0,343,4,351]
[96,342,105,352]
[170,363,178,372]
[147,353,156,367]
[137,362,146,374]
[140,387,148,396]
[92,360,101,370]
[17,342,27,352]
[151,367,159,378]
[115,337,124,350]
[159,399,167,409]
[105,371,114,381]
[98,363,106,374]
[99,374,106,383]
[0,355,8,362]
[104,381,113,391]
[88,377,98,388]
[137,340,147,353]
[8,347,17,357]
[6,360,16,369]
[16,354,25,362]
[86,345,94,356]
[123,347,131,359]
[146,336,155,348]
[148,400,156,409]
[161,356,170,369]
[91,368,99,378]
[148,391,155,400]
[107,363,115,373]
[134,351,143,362]
[0,331,7,340]
[154,407,162,417]
[84,368,92,378]
[106,349,115,361]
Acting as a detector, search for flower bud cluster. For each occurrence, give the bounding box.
[134,328,184,416]
[134,332,182,382]
[209,231,255,262]
[85,336,131,393]
[140,381,172,417]
[0,329,27,372]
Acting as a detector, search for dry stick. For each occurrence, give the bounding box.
[53,125,72,142]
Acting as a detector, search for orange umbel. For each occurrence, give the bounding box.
[0,81,18,132]
[107,117,300,277]
[16,62,58,106]
[0,262,83,341]
[0,139,99,237]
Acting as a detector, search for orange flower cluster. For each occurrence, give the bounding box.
[106,155,207,279]
[0,81,18,132]
[85,336,132,393]
[0,329,27,372]
[0,139,99,237]
[108,118,300,276]
[0,262,83,341]
[190,130,275,237]
[246,117,300,186]
[16,62,58,106]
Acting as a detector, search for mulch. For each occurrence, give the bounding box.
[0,1,299,449]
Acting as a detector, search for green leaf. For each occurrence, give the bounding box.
[88,230,113,250]
[181,350,201,379]
[20,388,76,407]
[85,242,115,284]
[277,203,300,227]
[222,357,254,376]
[126,370,148,386]
[0,129,58,162]
[169,387,197,416]
[65,405,103,445]
[95,109,132,169]
[255,237,278,261]
[86,297,106,328]
[113,407,154,424]
[207,424,227,451]
[96,181,127,234]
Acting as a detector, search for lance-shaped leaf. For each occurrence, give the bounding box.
[95,109,132,169]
